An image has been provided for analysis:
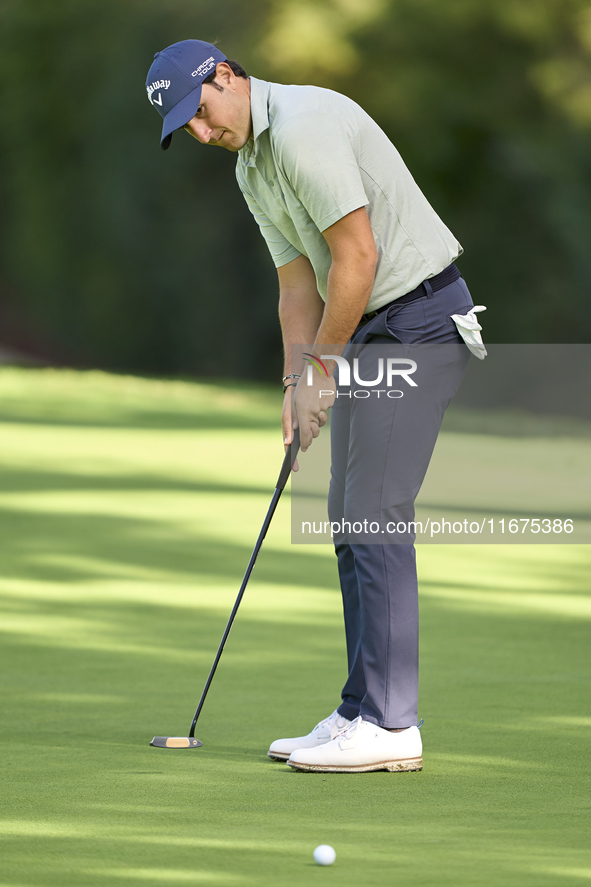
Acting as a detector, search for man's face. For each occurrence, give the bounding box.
[183,66,252,152]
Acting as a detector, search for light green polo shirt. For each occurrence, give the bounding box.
[236,77,462,313]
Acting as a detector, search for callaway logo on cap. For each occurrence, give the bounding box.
[145,40,227,150]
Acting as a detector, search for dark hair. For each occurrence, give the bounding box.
[203,59,248,90]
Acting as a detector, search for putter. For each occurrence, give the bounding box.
[150,428,301,749]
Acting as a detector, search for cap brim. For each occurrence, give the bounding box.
[160,85,203,150]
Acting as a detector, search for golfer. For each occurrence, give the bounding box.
[145,40,486,773]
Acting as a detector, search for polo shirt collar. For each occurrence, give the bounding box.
[240,77,270,167]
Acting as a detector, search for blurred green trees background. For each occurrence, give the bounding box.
[1,0,590,378]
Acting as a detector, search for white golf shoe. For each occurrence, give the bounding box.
[267,709,352,761]
[286,716,423,773]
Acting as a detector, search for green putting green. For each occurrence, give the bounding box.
[0,368,589,886]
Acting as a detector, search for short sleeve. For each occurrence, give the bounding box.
[273,110,369,232]
[235,170,302,268]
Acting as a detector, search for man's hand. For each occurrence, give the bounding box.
[291,372,335,452]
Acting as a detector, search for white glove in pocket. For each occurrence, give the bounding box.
[450,305,487,360]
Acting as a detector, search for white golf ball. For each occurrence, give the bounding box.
[313,845,336,866]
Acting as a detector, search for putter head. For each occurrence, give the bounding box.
[150,736,203,749]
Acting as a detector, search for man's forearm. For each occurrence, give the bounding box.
[278,267,325,377]
[314,256,376,351]
[308,207,378,369]
[279,295,323,374]
[281,257,373,369]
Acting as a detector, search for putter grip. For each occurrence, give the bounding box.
[276,428,300,491]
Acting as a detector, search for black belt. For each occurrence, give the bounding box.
[362,263,461,321]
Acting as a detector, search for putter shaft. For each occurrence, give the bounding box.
[187,429,300,739]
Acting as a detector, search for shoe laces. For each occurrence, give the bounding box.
[331,714,350,738]
[313,710,349,737]
[340,716,364,741]
[312,710,336,734]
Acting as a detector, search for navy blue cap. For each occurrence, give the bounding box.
[145,40,227,150]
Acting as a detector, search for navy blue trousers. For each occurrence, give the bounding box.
[329,274,474,728]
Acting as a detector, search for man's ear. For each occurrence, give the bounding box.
[214,62,234,87]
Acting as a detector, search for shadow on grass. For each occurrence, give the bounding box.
[0,504,338,590]
[0,464,275,497]
[0,410,280,431]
